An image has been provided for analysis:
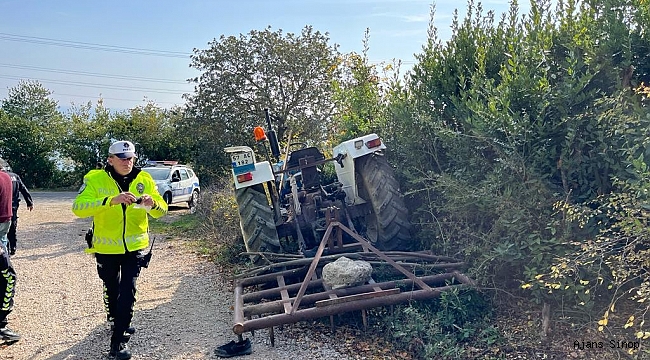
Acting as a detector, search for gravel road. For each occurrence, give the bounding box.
[0,191,356,360]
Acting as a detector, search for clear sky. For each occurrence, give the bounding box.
[0,0,530,111]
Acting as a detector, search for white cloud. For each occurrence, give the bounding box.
[402,14,429,22]
[371,11,429,23]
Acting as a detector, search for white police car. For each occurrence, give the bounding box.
[142,161,200,211]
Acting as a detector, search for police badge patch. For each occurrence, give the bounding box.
[136,182,145,195]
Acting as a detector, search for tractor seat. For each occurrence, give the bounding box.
[285,147,325,169]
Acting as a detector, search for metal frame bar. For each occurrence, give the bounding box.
[232,210,474,336]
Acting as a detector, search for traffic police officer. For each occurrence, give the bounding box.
[72,140,167,359]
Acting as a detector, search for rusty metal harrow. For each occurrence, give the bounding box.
[231,212,475,345]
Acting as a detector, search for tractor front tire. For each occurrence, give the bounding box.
[235,184,281,264]
[356,154,411,251]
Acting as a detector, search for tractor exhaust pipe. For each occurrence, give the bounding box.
[264,108,281,161]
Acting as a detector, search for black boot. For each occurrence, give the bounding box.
[109,341,132,360]
[0,327,20,341]
[110,322,136,335]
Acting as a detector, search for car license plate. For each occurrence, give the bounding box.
[231,151,255,175]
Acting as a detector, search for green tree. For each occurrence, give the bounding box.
[332,28,387,143]
[109,103,188,167]
[59,99,113,183]
[185,25,340,180]
[0,80,64,188]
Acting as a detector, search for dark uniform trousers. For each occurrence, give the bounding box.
[0,244,16,328]
[7,208,18,251]
[96,251,143,343]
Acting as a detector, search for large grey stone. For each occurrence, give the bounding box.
[322,256,373,289]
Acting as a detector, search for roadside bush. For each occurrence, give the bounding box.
[373,288,498,359]
[49,168,81,190]
[192,179,246,266]
[408,149,568,293]
[518,89,650,350]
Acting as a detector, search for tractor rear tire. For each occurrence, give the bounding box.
[356,154,411,251]
[235,184,281,264]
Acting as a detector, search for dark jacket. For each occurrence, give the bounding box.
[0,171,12,223]
[8,172,33,210]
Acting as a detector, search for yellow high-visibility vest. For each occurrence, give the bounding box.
[72,168,167,254]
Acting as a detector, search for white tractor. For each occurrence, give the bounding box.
[225,109,411,264]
